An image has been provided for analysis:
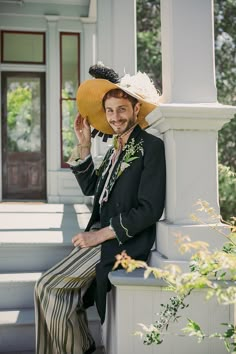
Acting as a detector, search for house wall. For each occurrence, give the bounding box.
[0,0,137,203]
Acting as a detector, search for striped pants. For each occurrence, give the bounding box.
[34,245,101,354]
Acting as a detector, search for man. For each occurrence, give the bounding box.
[34,65,166,354]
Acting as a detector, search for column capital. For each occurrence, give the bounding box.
[147,103,236,133]
[45,15,59,23]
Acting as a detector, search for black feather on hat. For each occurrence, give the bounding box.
[89,63,120,84]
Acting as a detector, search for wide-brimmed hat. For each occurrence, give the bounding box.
[76,68,160,138]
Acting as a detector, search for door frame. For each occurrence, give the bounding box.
[1,71,47,200]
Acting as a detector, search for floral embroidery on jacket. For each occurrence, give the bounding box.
[101,138,144,203]
[117,138,144,177]
[95,138,144,205]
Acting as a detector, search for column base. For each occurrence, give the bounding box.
[155,220,229,261]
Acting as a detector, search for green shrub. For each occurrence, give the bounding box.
[218,164,236,221]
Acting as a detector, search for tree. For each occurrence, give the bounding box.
[137,0,162,91]
[214,0,236,172]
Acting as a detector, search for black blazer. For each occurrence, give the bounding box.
[71,125,166,323]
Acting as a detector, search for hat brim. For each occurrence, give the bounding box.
[76,79,158,135]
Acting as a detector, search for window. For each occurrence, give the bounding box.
[60,32,80,167]
[1,31,45,64]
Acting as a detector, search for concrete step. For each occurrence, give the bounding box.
[0,350,104,354]
[0,273,41,309]
[0,307,102,352]
[0,233,73,272]
[0,203,103,353]
[0,309,35,352]
[0,352,35,354]
[0,203,91,272]
[0,351,104,354]
[0,203,91,235]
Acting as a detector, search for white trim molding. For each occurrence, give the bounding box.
[147,103,236,133]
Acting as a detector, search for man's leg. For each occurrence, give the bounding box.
[34,245,101,354]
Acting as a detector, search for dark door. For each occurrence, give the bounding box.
[1,72,46,200]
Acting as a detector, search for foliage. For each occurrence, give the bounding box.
[136,0,162,91]
[61,90,77,162]
[137,0,236,171]
[7,82,41,152]
[218,164,236,221]
[7,86,32,129]
[214,0,236,172]
[114,200,236,352]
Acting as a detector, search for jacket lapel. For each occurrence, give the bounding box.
[98,125,143,205]
[94,147,114,197]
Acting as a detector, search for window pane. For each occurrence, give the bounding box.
[62,100,77,162]
[6,77,41,152]
[3,32,44,63]
[61,34,79,98]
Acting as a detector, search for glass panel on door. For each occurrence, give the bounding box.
[7,77,41,152]
[2,72,46,200]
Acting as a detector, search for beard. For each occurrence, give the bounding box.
[110,114,137,135]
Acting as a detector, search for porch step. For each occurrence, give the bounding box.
[0,352,35,354]
[0,203,103,353]
[0,307,102,352]
[0,273,102,339]
[0,349,104,353]
[0,352,104,354]
[0,351,104,354]
[0,309,35,352]
[0,231,74,272]
[0,273,41,309]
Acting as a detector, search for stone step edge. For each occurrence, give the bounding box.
[0,308,34,326]
[0,272,42,283]
[0,307,100,326]
[0,350,104,354]
[0,272,101,321]
[0,232,73,246]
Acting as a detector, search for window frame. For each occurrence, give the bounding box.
[59,32,81,168]
[1,30,46,64]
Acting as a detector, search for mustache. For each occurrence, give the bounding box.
[110,119,127,124]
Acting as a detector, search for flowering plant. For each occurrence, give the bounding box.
[113,200,236,352]
[118,138,144,177]
[97,138,144,204]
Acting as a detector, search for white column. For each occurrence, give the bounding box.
[149,0,236,266]
[105,2,235,353]
[83,23,96,79]
[80,20,97,82]
[97,0,136,76]
[45,16,61,201]
[80,15,111,162]
[161,0,217,104]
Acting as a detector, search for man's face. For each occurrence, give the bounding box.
[104,97,140,135]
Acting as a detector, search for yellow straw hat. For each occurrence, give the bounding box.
[76,71,160,136]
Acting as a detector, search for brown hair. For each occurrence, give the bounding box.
[102,88,138,110]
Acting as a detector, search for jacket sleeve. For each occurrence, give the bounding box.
[70,155,98,196]
[110,138,166,245]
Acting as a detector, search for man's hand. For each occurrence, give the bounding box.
[72,227,116,248]
[73,113,92,160]
[74,113,91,145]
